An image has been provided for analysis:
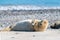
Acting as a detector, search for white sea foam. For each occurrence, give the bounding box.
[0,5,60,10]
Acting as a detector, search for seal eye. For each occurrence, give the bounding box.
[38,22,41,28]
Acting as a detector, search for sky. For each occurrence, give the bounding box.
[0,0,60,6]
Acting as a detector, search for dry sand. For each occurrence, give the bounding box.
[0,29,60,40]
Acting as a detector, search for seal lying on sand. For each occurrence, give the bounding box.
[1,19,49,32]
[50,21,60,29]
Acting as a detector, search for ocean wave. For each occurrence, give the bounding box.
[0,5,60,10]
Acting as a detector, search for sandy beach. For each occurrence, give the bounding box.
[0,29,60,40]
[0,6,60,40]
[0,0,60,40]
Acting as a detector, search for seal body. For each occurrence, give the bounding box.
[50,21,60,29]
[1,19,49,32]
[11,19,34,31]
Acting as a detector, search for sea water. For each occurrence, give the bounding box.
[0,0,60,6]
